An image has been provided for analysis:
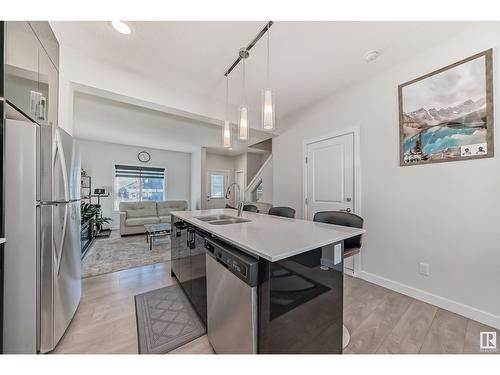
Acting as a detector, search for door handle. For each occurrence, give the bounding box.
[186,228,195,249]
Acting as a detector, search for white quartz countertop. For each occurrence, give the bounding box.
[171,209,365,262]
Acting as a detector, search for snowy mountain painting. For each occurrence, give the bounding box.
[399,50,493,166]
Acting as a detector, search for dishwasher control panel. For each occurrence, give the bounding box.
[205,237,259,287]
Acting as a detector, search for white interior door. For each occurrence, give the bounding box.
[205,170,229,209]
[305,132,355,271]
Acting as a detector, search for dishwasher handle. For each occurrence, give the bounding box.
[204,237,259,287]
[204,238,215,255]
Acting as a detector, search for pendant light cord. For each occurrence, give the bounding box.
[266,25,270,87]
[242,58,246,105]
[225,76,229,119]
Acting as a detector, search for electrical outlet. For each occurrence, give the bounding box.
[419,262,430,276]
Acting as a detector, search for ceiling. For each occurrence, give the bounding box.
[52,21,481,131]
[73,92,269,155]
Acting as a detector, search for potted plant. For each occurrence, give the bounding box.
[81,202,96,224]
[81,202,112,230]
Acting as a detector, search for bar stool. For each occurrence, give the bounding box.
[313,210,364,350]
[268,206,296,218]
[243,204,258,212]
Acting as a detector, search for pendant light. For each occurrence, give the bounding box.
[262,24,275,130]
[239,49,249,141]
[223,76,231,148]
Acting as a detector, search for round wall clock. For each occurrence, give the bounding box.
[138,151,151,163]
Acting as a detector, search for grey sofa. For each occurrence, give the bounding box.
[119,200,188,236]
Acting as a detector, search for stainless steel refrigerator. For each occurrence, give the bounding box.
[3,118,81,353]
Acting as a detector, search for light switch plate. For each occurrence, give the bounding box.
[419,262,430,276]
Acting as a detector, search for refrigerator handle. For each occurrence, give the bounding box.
[54,129,70,202]
[53,130,69,275]
[55,204,68,276]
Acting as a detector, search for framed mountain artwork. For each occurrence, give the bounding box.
[398,49,493,166]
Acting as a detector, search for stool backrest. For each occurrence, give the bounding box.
[313,211,364,249]
[243,204,258,212]
[268,206,296,218]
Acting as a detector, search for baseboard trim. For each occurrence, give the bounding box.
[358,270,500,330]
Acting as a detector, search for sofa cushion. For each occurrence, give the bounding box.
[159,215,171,224]
[156,200,188,217]
[125,216,159,226]
[120,201,157,218]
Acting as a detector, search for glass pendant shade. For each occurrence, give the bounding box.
[239,106,249,141]
[223,119,231,148]
[262,89,275,130]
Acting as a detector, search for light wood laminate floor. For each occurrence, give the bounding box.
[53,262,499,354]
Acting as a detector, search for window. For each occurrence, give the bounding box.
[210,174,225,198]
[114,164,165,211]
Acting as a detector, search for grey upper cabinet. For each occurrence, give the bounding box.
[4,21,40,120]
[38,45,58,127]
[28,21,59,69]
[4,21,59,127]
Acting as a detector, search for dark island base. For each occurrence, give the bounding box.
[258,246,344,354]
[171,218,344,354]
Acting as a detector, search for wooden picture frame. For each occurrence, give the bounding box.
[398,49,494,166]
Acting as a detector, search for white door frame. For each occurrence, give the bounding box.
[234,170,245,202]
[206,169,230,208]
[302,126,362,275]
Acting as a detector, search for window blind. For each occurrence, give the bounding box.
[114,164,165,179]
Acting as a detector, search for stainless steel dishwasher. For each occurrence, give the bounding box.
[204,237,259,354]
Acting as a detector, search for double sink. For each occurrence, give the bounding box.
[195,214,251,225]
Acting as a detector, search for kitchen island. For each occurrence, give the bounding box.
[170,208,365,354]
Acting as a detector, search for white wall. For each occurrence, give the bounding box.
[259,157,273,204]
[78,139,191,229]
[235,153,247,177]
[246,152,263,186]
[190,148,202,210]
[246,155,274,205]
[273,23,500,328]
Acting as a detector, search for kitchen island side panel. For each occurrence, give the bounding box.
[258,243,344,354]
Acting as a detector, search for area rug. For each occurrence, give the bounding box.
[135,283,206,354]
[82,231,171,278]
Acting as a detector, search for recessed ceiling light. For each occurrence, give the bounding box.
[364,50,382,62]
[111,21,131,35]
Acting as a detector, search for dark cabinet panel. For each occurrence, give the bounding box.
[258,243,344,354]
[190,229,208,325]
[171,221,191,297]
[170,219,208,326]
[178,227,192,299]
[171,222,181,276]
[0,244,4,354]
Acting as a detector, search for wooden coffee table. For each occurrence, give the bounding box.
[144,223,171,251]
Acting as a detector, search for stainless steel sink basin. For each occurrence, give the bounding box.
[208,218,251,225]
[195,214,233,222]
